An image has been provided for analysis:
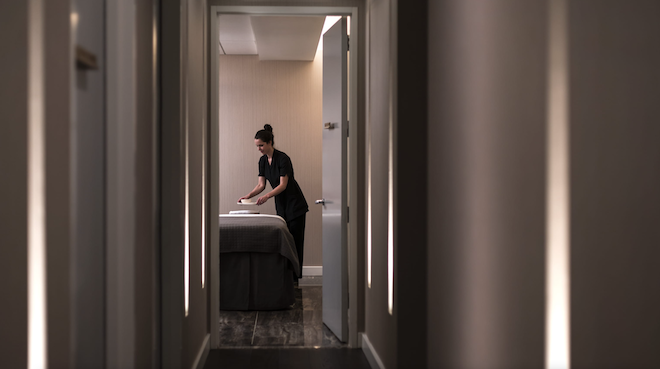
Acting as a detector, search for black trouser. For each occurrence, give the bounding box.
[286,214,306,278]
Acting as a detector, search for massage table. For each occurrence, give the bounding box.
[218,214,300,311]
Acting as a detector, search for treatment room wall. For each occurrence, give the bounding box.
[218,54,323,267]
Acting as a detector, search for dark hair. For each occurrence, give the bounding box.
[255,124,274,145]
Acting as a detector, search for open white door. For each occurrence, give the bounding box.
[73,0,106,366]
[319,17,348,342]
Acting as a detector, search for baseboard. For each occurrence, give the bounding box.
[302,266,322,277]
[361,333,386,369]
[192,334,210,369]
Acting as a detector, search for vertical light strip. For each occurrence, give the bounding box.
[387,117,394,315]
[546,0,570,368]
[201,10,207,289]
[201,139,206,289]
[367,124,372,289]
[28,0,47,367]
[387,0,397,316]
[183,1,190,317]
[366,9,372,289]
[184,113,190,315]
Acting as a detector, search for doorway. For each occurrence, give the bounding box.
[209,5,360,349]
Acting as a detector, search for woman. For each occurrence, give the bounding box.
[238,124,309,280]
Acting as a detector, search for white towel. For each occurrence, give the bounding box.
[228,210,260,214]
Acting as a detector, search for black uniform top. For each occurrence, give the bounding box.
[259,149,309,221]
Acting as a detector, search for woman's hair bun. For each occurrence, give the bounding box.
[255,124,274,144]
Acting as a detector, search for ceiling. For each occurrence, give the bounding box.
[217,15,326,61]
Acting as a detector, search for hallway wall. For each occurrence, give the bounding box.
[0,3,30,367]
[424,1,660,368]
[217,54,324,267]
[162,0,211,368]
[45,1,75,367]
[134,0,160,367]
[1,1,74,368]
[569,1,660,367]
[184,1,210,367]
[3,1,202,368]
[426,1,549,368]
[364,0,396,367]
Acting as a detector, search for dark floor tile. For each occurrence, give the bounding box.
[204,348,253,369]
[276,348,312,369]
[309,349,372,369]
[321,325,344,348]
[221,309,257,319]
[218,311,257,346]
[245,349,280,369]
[292,287,302,307]
[302,310,323,346]
[257,307,303,326]
[301,286,322,311]
[218,324,255,346]
[204,349,370,369]
[218,285,345,348]
[252,322,305,346]
[298,276,322,286]
[302,308,322,325]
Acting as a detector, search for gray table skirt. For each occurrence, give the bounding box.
[219,252,295,311]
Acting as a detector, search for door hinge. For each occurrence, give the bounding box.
[346,120,349,137]
[347,36,350,51]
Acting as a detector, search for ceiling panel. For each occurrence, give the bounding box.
[250,16,325,61]
[220,40,258,55]
[218,14,257,55]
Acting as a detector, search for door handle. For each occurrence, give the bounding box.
[315,199,325,205]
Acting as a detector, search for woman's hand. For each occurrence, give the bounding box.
[237,196,249,204]
[256,194,270,205]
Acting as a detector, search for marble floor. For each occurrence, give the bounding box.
[298,276,322,286]
[218,286,344,348]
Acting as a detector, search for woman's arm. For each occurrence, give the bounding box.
[238,176,266,203]
[256,175,288,205]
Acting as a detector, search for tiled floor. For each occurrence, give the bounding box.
[210,283,371,369]
[298,276,322,286]
[218,286,344,348]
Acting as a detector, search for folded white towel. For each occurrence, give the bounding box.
[228,210,260,214]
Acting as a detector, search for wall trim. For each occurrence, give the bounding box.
[361,333,386,369]
[302,266,323,277]
[191,334,210,369]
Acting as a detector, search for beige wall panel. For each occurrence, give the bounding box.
[218,55,323,266]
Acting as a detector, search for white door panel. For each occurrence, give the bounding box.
[73,0,106,367]
[321,17,348,343]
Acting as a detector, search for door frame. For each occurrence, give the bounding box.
[209,5,361,348]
